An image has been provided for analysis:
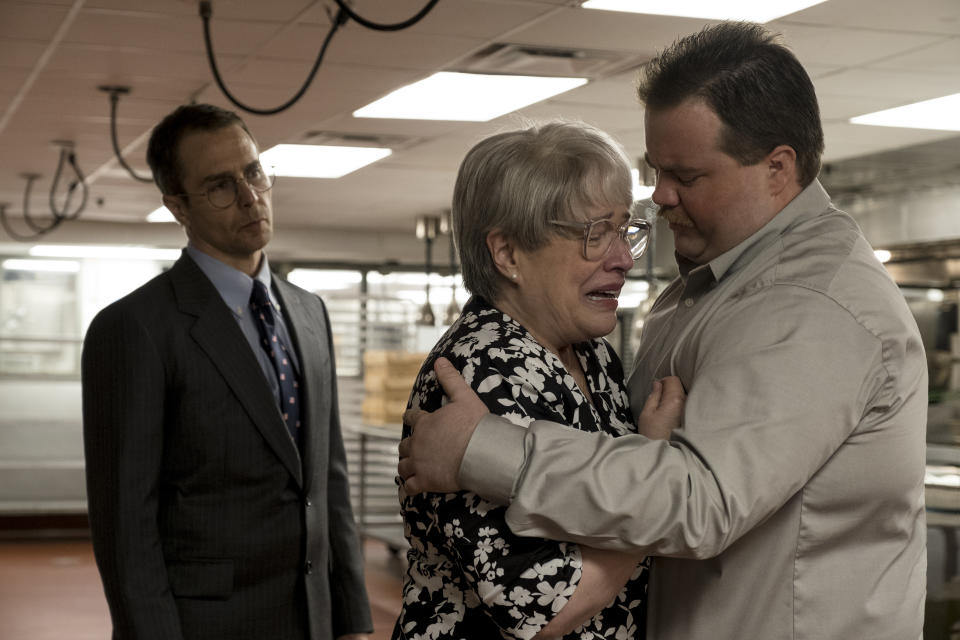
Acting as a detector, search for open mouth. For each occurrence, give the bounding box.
[587,289,620,301]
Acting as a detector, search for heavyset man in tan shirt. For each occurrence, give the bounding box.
[399,22,928,640]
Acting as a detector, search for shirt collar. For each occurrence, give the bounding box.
[687,179,832,283]
[185,245,274,318]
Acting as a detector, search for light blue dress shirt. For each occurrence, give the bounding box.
[185,246,301,405]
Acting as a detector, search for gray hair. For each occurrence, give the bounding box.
[453,120,633,302]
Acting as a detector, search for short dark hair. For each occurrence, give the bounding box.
[146,103,254,195]
[637,22,824,186]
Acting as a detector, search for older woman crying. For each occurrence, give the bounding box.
[393,120,684,640]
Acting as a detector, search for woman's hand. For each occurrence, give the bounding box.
[636,375,686,440]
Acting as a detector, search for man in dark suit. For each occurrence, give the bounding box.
[81,103,373,640]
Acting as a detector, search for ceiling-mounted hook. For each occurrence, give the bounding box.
[99,85,153,183]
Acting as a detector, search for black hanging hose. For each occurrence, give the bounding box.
[48,147,88,220]
[102,87,153,183]
[0,175,62,241]
[58,151,89,221]
[330,0,441,31]
[199,0,442,116]
[0,147,89,241]
[0,202,54,242]
[19,173,53,234]
[199,1,347,116]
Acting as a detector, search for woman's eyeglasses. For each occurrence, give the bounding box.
[549,215,651,261]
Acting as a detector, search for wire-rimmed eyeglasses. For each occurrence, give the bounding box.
[549,215,651,261]
[173,162,276,209]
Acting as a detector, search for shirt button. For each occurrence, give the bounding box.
[684,298,694,308]
[305,560,313,575]
[305,498,313,507]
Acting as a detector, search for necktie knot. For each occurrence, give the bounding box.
[250,280,273,311]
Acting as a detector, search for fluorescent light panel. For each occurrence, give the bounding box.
[353,72,588,122]
[581,0,828,22]
[2,258,80,273]
[147,206,176,223]
[29,245,181,261]
[850,93,960,132]
[260,144,391,179]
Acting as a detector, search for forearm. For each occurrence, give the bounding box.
[504,424,724,555]
[460,303,881,558]
[533,547,643,639]
[461,416,712,554]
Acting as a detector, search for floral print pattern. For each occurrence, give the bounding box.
[392,296,647,640]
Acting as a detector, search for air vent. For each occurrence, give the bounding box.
[458,43,646,79]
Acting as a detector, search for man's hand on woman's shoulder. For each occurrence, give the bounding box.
[398,357,489,494]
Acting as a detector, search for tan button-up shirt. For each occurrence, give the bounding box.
[460,181,928,639]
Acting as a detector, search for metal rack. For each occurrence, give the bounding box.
[339,376,407,552]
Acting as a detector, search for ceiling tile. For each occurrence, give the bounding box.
[865,37,960,75]
[65,9,281,55]
[775,23,943,68]
[779,0,960,35]
[0,38,48,69]
[0,3,72,40]
[815,67,960,102]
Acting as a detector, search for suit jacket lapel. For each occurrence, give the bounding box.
[170,256,303,486]
[274,279,330,495]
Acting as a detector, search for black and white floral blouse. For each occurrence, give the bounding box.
[392,296,648,640]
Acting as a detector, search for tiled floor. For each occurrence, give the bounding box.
[0,534,404,640]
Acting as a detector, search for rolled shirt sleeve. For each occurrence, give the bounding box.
[459,413,528,505]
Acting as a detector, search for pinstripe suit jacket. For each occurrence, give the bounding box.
[82,253,372,640]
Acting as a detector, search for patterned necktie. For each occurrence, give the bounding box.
[249,280,301,447]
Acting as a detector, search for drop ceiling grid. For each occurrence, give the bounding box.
[1,0,959,236]
[778,0,960,34]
